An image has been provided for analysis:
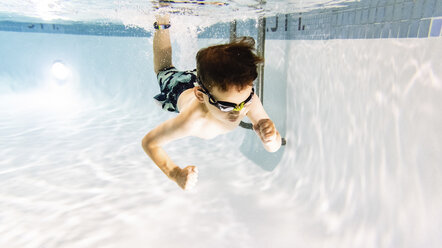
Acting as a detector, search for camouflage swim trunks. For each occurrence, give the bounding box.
[154,67,197,113]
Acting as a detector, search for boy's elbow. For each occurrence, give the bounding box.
[141,136,148,148]
[141,134,156,151]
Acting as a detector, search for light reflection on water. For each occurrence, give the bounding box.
[0,0,355,24]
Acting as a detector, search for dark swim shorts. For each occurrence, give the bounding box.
[154,67,198,113]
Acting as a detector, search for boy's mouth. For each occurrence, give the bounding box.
[227,114,239,122]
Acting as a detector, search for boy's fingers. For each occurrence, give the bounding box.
[188,166,198,173]
[265,131,275,137]
[263,126,272,132]
[254,119,276,142]
[264,126,275,134]
[260,121,269,127]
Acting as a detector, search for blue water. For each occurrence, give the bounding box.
[1,1,441,248]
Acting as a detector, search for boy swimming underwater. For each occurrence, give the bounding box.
[142,15,282,190]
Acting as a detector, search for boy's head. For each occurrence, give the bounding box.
[194,37,263,121]
[196,37,264,92]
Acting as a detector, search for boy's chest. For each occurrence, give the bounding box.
[192,115,242,140]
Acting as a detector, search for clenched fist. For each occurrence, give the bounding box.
[253,119,279,143]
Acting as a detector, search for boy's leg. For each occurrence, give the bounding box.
[153,15,173,74]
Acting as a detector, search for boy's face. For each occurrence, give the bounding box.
[202,84,254,122]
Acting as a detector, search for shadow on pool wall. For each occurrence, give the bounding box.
[238,39,288,171]
[221,3,442,244]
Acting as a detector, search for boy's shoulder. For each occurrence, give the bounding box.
[175,101,206,131]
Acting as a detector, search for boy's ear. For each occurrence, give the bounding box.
[194,87,205,102]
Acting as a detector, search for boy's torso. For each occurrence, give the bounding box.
[176,88,249,140]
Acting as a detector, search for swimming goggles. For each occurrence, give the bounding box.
[197,77,254,112]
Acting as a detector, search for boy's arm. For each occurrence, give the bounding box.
[141,113,197,190]
[246,95,282,153]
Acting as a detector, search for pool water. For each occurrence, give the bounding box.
[1,1,442,248]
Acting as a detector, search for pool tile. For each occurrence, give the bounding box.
[430,18,442,36]
[331,14,338,26]
[393,4,403,21]
[384,5,394,22]
[335,28,342,39]
[342,12,349,25]
[389,22,400,38]
[402,2,413,20]
[374,23,383,37]
[353,27,361,38]
[366,25,375,38]
[361,0,370,7]
[349,11,355,24]
[377,0,387,6]
[381,23,390,38]
[354,27,361,38]
[337,12,343,26]
[198,0,442,41]
[436,0,442,17]
[423,0,436,18]
[361,9,369,24]
[342,27,349,38]
[412,0,424,19]
[330,28,336,39]
[418,19,431,37]
[368,8,377,23]
[408,20,419,37]
[370,0,379,8]
[399,21,409,37]
[355,10,362,24]
[347,27,354,38]
[376,7,385,22]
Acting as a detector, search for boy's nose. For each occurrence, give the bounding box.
[232,102,245,112]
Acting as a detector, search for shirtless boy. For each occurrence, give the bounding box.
[142,15,282,190]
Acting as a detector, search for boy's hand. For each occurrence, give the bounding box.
[253,119,278,143]
[170,166,198,191]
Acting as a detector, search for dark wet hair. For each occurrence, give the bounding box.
[196,37,264,92]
